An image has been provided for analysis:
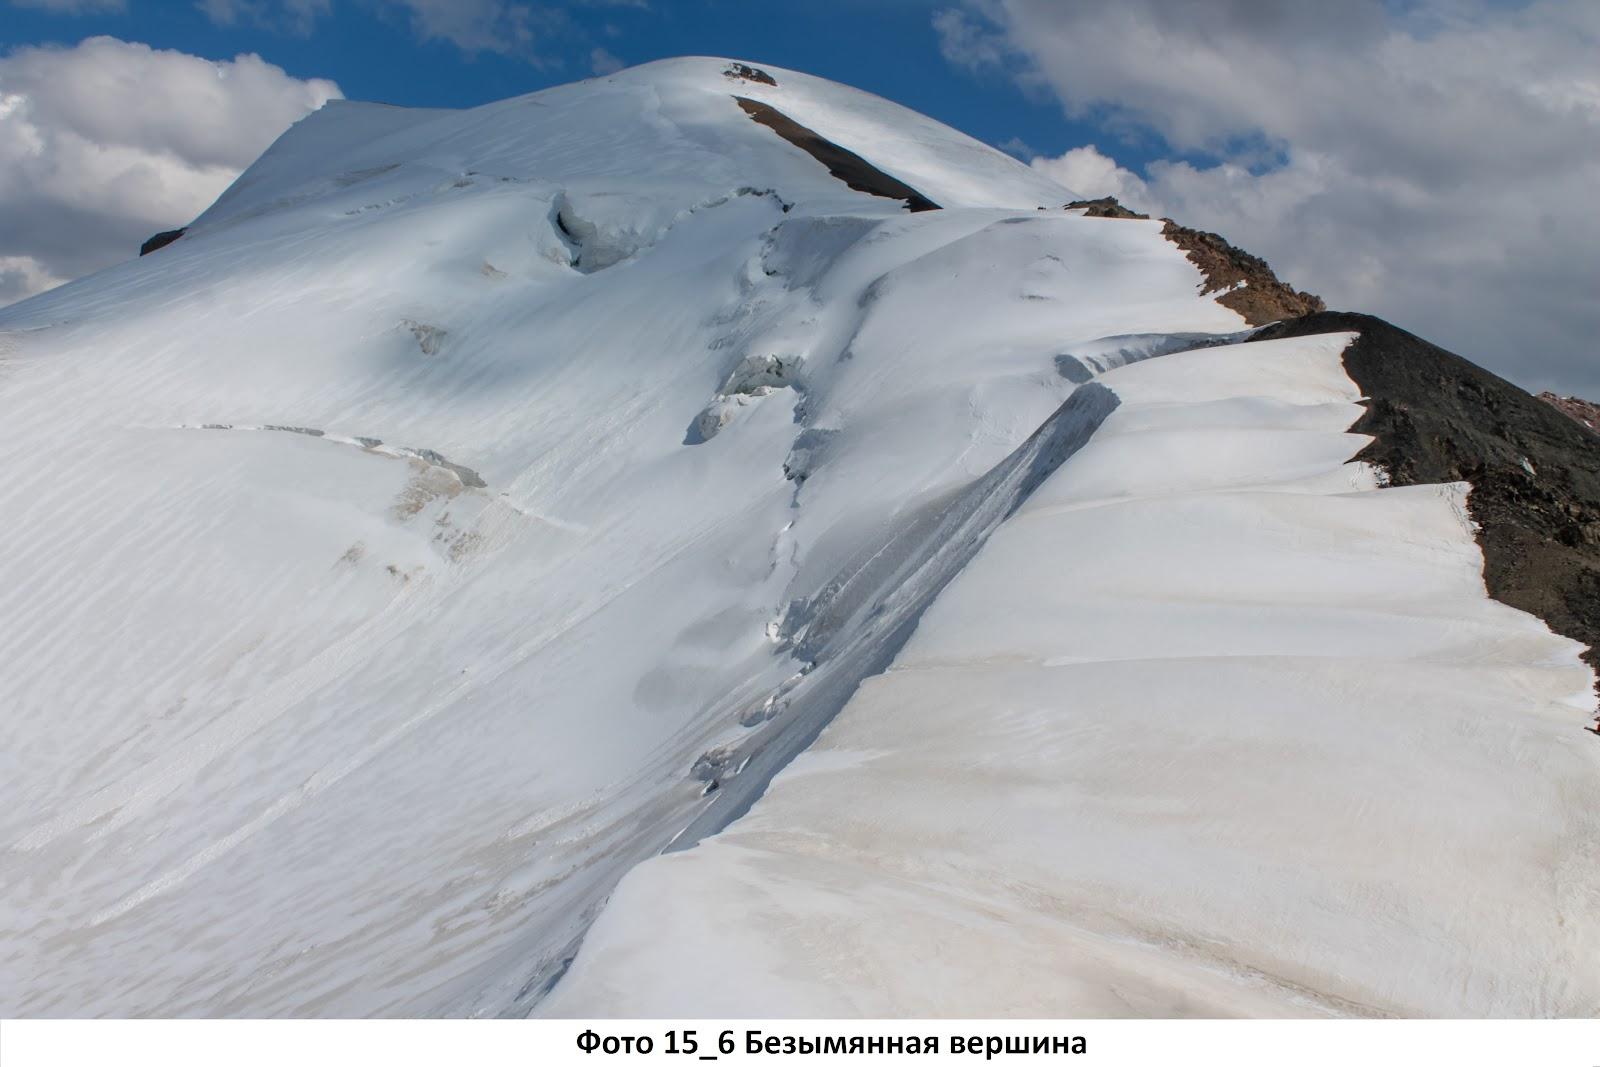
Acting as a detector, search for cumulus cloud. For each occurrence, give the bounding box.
[940,0,1600,395]
[0,36,340,305]
[0,256,69,307]
[1030,145,1147,205]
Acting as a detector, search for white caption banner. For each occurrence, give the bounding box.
[3,1018,1597,1067]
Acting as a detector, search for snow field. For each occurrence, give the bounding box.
[546,334,1600,1018]
[0,59,1261,1016]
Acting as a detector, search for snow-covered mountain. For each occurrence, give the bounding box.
[3,58,1597,1019]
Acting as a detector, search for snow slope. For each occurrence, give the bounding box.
[546,333,1600,1018]
[0,58,1259,1017]
[4,56,1594,1020]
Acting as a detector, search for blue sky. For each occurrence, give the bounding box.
[1,0,1145,169]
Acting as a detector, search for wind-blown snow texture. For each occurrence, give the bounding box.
[2,58,1595,1019]
[548,334,1600,1019]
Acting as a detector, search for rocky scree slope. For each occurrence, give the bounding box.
[1256,312,1600,705]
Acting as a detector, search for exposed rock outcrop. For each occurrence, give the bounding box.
[1253,311,1600,707]
[139,228,186,256]
[1065,196,1149,220]
[1162,220,1325,325]
[1058,196,1321,325]
[1539,392,1600,436]
[401,318,447,355]
[733,97,939,213]
[724,63,777,86]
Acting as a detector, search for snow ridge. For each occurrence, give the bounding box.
[667,383,1118,851]
[0,55,1249,1017]
[5,57,1592,1022]
[546,332,1600,1019]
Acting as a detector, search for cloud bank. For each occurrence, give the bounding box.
[0,36,340,305]
[940,0,1600,394]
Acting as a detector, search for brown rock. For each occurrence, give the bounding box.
[1538,392,1600,436]
[733,97,939,213]
[1065,196,1149,220]
[1161,220,1324,325]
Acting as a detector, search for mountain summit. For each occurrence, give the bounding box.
[2,58,1596,1019]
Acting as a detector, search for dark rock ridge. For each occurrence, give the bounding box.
[139,228,186,256]
[1066,196,1149,220]
[1253,311,1600,711]
[1161,220,1325,325]
[733,97,940,213]
[1539,392,1600,436]
[724,62,777,86]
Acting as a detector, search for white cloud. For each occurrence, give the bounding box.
[944,0,1600,395]
[1029,145,1147,205]
[589,46,623,75]
[995,135,1032,159]
[0,255,68,306]
[10,0,127,13]
[0,36,340,305]
[932,7,1010,72]
[388,0,558,57]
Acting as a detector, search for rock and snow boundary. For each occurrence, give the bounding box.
[2,54,1596,1020]
[1258,313,1600,707]
[545,328,1600,1018]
